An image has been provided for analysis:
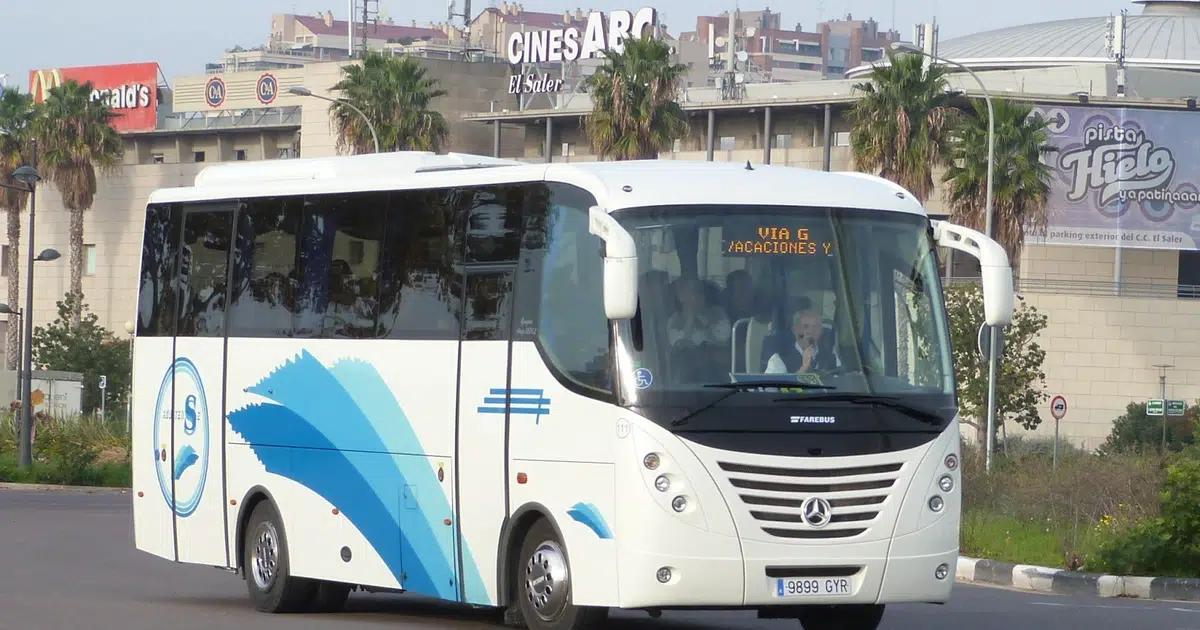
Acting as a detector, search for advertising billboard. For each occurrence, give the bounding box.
[28,62,160,133]
[1031,104,1200,251]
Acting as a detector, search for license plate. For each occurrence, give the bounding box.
[774,577,852,597]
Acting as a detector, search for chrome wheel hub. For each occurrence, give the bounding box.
[252,522,280,590]
[524,540,569,620]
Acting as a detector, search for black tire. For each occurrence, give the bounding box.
[308,581,353,613]
[243,500,317,613]
[797,604,885,630]
[513,518,607,630]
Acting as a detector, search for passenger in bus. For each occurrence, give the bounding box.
[723,269,759,323]
[764,307,841,375]
[666,274,731,349]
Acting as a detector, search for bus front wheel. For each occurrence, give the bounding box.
[514,518,606,630]
[797,604,885,630]
[243,500,316,613]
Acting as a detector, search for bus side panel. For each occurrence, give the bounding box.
[507,342,619,607]
[171,337,231,568]
[223,339,465,597]
[132,336,179,562]
[454,340,511,606]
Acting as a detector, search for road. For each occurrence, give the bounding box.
[2,489,1197,630]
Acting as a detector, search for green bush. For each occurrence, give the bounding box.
[1096,401,1198,455]
[1091,454,1200,577]
[0,411,131,487]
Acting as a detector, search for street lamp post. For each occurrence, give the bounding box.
[287,86,380,154]
[890,42,1001,472]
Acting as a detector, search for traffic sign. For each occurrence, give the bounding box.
[98,375,107,390]
[976,323,1005,361]
[1050,395,1067,420]
[1148,399,1165,416]
[1167,399,1186,417]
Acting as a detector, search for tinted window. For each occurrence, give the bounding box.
[136,203,182,337]
[177,203,235,337]
[514,183,611,396]
[376,189,463,340]
[462,184,524,341]
[230,197,302,337]
[293,192,386,338]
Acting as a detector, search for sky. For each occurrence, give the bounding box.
[0,0,1136,89]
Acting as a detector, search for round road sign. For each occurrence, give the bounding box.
[1051,395,1067,420]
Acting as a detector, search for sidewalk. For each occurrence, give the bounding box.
[958,556,1200,602]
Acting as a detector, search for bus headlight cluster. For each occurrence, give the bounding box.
[635,435,706,529]
[654,475,671,492]
[671,496,687,512]
[644,453,661,470]
[944,454,958,471]
[938,474,954,492]
[928,495,944,512]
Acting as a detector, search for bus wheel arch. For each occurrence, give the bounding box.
[234,486,276,577]
[498,503,560,608]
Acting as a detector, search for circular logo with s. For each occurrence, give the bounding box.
[153,357,210,518]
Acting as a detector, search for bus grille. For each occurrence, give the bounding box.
[716,461,904,540]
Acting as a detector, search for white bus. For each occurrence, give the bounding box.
[131,151,1012,630]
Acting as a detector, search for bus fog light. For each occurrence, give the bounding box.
[656,567,672,583]
[928,495,944,512]
[671,496,687,512]
[643,453,661,470]
[938,474,954,492]
[944,454,958,470]
[935,563,949,580]
[654,475,670,492]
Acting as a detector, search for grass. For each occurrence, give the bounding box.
[0,412,131,487]
[959,435,1168,572]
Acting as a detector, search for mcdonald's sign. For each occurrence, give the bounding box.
[28,62,161,133]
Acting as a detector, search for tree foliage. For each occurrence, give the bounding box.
[0,88,36,370]
[942,98,1056,275]
[30,292,130,415]
[328,51,450,155]
[583,35,689,160]
[943,283,1048,446]
[846,50,960,202]
[1096,401,1198,456]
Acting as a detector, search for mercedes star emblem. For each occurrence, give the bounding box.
[800,496,832,528]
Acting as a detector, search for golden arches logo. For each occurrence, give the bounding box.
[28,68,63,102]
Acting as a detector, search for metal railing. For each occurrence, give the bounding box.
[942,276,1200,300]
[157,107,302,131]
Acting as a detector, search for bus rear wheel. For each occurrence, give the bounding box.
[514,518,606,630]
[243,500,316,613]
[797,604,885,630]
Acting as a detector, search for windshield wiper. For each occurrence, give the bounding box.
[772,393,946,426]
[670,382,837,428]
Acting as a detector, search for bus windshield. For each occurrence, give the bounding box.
[615,204,956,428]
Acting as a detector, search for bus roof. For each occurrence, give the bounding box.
[145,151,927,217]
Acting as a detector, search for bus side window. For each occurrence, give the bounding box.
[375,189,463,340]
[462,185,523,341]
[229,196,302,338]
[137,202,182,337]
[512,182,612,398]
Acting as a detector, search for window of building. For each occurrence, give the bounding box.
[84,244,97,275]
[151,153,165,164]
[513,182,611,397]
[775,134,793,149]
[834,131,851,146]
[1178,251,1200,298]
[719,136,736,151]
[235,149,248,161]
[0,244,8,277]
[194,151,206,162]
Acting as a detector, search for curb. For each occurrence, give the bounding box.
[957,556,1200,602]
[0,482,129,494]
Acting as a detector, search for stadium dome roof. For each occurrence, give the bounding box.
[847,0,1200,77]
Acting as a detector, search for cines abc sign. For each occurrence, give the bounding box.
[506,7,659,65]
[29,69,153,111]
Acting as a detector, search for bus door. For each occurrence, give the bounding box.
[452,187,524,606]
[168,202,235,568]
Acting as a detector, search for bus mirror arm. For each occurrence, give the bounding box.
[931,220,1013,327]
[588,206,639,320]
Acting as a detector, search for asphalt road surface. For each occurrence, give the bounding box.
[2,489,1198,630]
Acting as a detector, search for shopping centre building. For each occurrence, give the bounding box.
[9,0,1200,448]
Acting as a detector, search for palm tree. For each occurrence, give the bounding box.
[328,51,450,154]
[582,35,689,160]
[0,90,35,369]
[846,51,960,203]
[33,79,123,324]
[942,98,1055,275]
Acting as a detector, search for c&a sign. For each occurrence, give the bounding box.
[28,62,161,133]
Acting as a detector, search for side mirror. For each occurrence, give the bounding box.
[588,206,639,320]
[931,220,1013,326]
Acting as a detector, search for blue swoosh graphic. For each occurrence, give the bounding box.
[227,349,487,604]
[173,445,198,480]
[566,502,613,540]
